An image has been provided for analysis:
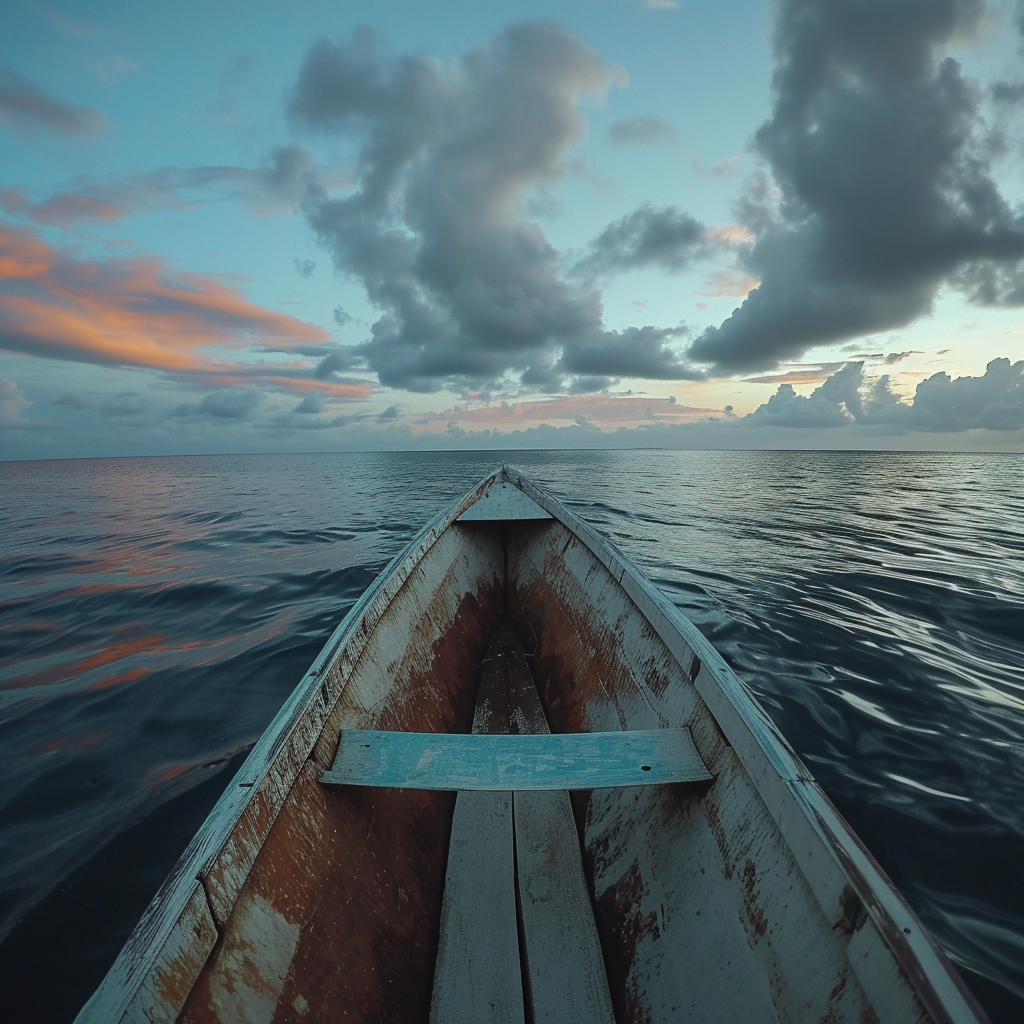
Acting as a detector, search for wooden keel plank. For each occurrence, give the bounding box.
[514,791,616,1024]
[321,728,711,790]
[499,625,616,1024]
[430,640,524,1024]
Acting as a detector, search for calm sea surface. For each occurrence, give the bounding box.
[0,450,1022,1022]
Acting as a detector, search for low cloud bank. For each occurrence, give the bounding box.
[746,359,1024,432]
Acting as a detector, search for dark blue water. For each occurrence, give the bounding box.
[1,450,1022,1022]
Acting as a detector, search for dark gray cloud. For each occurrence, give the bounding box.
[608,116,676,145]
[744,358,1024,431]
[689,0,1024,373]
[200,389,263,418]
[290,22,697,392]
[314,345,362,380]
[293,393,324,414]
[0,67,107,138]
[174,389,265,419]
[54,391,89,409]
[558,325,696,386]
[575,204,709,278]
[99,392,147,417]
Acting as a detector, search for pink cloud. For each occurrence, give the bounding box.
[0,222,370,400]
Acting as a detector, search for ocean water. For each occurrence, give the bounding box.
[0,449,1022,1023]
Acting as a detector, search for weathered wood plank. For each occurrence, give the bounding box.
[321,727,710,790]
[429,641,524,1024]
[457,480,553,521]
[497,627,616,1024]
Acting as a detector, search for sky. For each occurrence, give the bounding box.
[2,0,1024,458]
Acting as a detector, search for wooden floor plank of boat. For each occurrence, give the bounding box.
[429,632,524,1024]
[430,624,614,1024]
[504,627,616,1024]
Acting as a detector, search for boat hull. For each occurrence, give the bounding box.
[76,468,987,1024]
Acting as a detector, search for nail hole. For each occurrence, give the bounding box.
[904,927,911,934]
[640,765,652,772]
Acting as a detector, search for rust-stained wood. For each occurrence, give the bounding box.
[504,476,988,1024]
[430,637,524,1024]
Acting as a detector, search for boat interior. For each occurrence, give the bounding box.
[143,481,950,1024]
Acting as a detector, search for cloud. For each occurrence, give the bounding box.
[33,4,104,39]
[744,358,1024,432]
[1,186,123,227]
[90,56,140,82]
[743,362,845,384]
[0,221,374,402]
[557,325,697,387]
[294,258,316,277]
[410,392,721,433]
[290,22,696,393]
[199,389,264,419]
[745,362,865,427]
[173,389,265,419]
[688,0,1024,373]
[293,392,324,413]
[0,378,31,427]
[908,358,1024,431]
[697,269,759,298]
[2,146,338,229]
[576,203,710,277]
[55,391,88,408]
[608,116,676,146]
[0,67,107,138]
[100,391,147,417]
[691,155,742,178]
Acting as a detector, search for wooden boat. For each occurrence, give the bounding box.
[76,467,989,1024]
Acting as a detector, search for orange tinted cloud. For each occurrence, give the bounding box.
[0,222,371,398]
[744,363,845,385]
[698,269,759,297]
[708,225,752,243]
[1,186,124,227]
